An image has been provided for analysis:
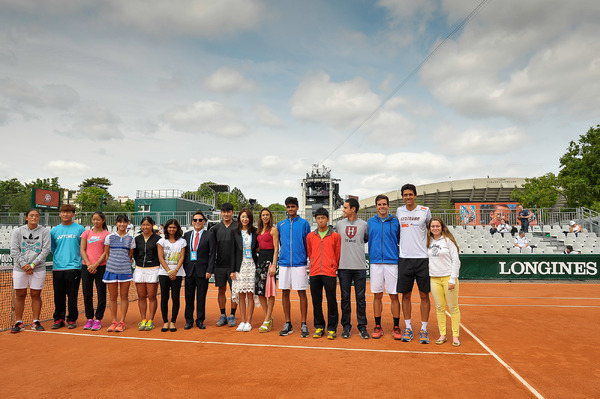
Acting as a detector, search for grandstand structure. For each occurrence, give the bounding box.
[358,177,566,211]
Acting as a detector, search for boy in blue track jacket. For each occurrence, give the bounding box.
[367,194,401,339]
[277,196,311,337]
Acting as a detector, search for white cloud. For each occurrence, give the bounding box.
[44,160,89,176]
[254,104,284,128]
[420,1,600,120]
[290,72,381,129]
[56,106,122,140]
[2,0,268,38]
[162,101,248,137]
[433,125,527,156]
[204,67,256,93]
[104,0,266,37]
[377,0,436,23]
[364,101,417,145]
[0,79,79,119]
[169,157,238,170]
[259,156,311,176]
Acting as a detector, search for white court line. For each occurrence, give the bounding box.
[28,330,490,357]
[460,304,600,308]
[460,296,600,300]
[454,312,545,399]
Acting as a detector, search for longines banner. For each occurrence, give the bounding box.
[459,254,600,280]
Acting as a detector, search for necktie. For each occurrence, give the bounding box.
[193,232,199,251]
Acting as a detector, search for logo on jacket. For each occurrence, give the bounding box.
[346,226,357,239]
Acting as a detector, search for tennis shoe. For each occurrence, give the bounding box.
[401,328,413,342]
[300,323,309,338]
[419,329,429,344]
[91,320,102,331]
[372,325,383,339]
[145,321,155,331]
[359,328,370,339]
[115,321,125,332]
[138,320,147,331]
[11,321,25,333]
[107,321,118,332]
[327,331,336,340]
[392,326,402,340]
[83,319,94,330]
[31,321,45,331]
[228,314,236,327]
[243,322,252,332]
[279,322,293,336]
[341,328,351,339]
[67,321,76,329]
[51,319,65,329]
[313,328,324,338]
[216,315,227,327]
[236,322,246,332]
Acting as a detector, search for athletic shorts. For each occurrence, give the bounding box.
[214,268,232,288]
[397,258,430,294]
[13,270,46,290]
[133,266,159,283]
[370,263,398,294]
[103,271,133,283]
[278,266,309,291]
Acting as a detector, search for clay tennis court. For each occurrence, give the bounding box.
[2,281,599,398]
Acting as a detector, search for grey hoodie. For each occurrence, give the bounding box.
[10,224,51,273]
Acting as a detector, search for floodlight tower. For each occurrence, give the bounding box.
[300,164,343,221]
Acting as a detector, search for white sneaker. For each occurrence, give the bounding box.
[236,322,246,332]
[243,322,252,332]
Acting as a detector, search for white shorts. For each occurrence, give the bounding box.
[278,266,309,291]
[370,263,398,294]
[133,266,159,283]
[13,270,46,290]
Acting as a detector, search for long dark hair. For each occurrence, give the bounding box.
[236,208,256,235]
[93,211,108,230]
[164,218,183,240]
[257,207,273,234]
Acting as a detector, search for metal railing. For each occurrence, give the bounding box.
[0,207,593,229]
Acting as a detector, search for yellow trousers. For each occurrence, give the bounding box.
[430,276,460,337]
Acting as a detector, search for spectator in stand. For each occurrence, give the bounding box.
[517,205,532,233]
[489,223,498,236]
[569,221,582,237]
[564,245,580,255]
[497,219,510,237]
[514,231,532,253]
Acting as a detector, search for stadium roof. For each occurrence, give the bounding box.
[359,177,534,211]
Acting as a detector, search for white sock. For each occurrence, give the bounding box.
[405,319,412,329]
[33,319,39,323]
[17,320,23,324]
[421,321,428,331]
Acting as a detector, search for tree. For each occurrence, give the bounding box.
[75,186,110,212]
[511,173,561,208]
[80,177,112,191]
[266,203,286,212]
[558,125,600,210]
[0,177,63,212]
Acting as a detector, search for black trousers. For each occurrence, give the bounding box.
[309,275,338,332]
[52,269,81,323]
[338,269,367,331]
[184,271,209,324]
[159,275,182,323]
[81,265,107,320]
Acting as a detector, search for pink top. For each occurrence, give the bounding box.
[80,229,110,265]
[257,230,274,250]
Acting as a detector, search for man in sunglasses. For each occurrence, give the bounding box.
[183,210,216,329]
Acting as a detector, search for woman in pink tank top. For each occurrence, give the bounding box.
[256,208,279,332]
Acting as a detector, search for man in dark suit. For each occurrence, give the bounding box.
[183,210,216,329]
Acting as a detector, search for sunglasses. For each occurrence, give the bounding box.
[193,218,205,222]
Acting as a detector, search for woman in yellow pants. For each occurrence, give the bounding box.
[427,217,461,346]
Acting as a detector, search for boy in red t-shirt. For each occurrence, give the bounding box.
[306,207,341,340]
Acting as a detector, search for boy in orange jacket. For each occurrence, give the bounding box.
[306,207,341,340]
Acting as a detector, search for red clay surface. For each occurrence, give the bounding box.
[1,282,599,398]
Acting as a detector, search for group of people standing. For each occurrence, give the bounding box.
[10,184,462,346]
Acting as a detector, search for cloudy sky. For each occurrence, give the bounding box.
[1,0,599,206]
